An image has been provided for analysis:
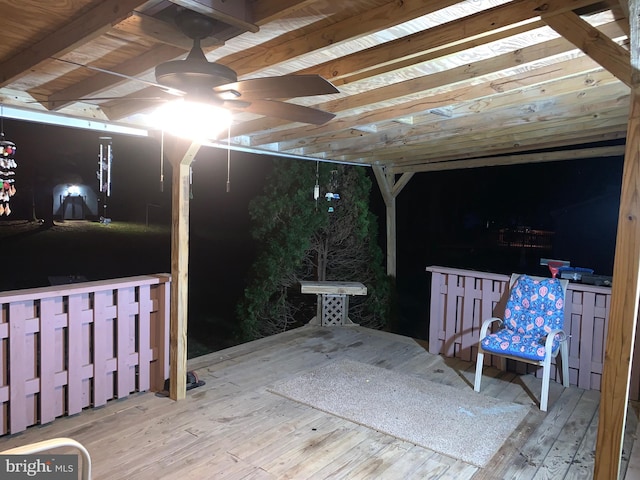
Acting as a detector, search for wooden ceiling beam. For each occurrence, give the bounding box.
[46,44,186,111]
[328,81,628,155]
[387,131,627,171]
[375,117,629,167]
[346,127,627,167]
[295,0,604,86]
[264,66,623,154]
[332,95,629,156]
[82,0,316,114]
[303,108,628,164]
[168,0,258,32]
[221,0,462,76]
[113,11,222,49]
[618,0,630,17]
[117,0,619,128]
[384,120,628,162]
[302,20,546,88]
[0,0,150,88]
[543,10,632,86]
[100,87,171,120]
[240,20,625,142]
[388,145,625,173]
[250,60,618,155]
[250,0,321,25]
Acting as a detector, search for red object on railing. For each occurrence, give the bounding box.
[548,261,565,278]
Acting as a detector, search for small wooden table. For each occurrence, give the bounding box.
[300,281,367,326]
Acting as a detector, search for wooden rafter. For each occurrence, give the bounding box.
[238,20,625,142]
[45,44,187,111]
[543,10,632,86]
[295,0,602,86]
[387,145,626,174]
[0,0,149,87]
[222,0,461,76]
[113,11,220,49]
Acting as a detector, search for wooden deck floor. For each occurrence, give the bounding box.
[0,325,638,479]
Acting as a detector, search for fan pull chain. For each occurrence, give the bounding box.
[226,124,231,193]
[159,130,164,192]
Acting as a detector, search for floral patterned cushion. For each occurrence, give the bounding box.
[481,275,566,362]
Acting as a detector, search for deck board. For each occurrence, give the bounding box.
[0,325,635,479]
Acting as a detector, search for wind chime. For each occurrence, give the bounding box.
[313,162,340,212]
[97,136,112,222]
[325,168,340,212]
[0,108,17,216]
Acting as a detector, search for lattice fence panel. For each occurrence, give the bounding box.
[321,295,347,326]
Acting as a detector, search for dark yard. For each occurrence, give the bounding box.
[0,219,250,356]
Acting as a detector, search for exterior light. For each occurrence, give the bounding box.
[152,99,232,141]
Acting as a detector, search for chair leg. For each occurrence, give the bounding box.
[474,351,485,392]
[540,356,552,412]
[561,342,570,388]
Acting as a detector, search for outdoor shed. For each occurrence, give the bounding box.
[52,183,99,220]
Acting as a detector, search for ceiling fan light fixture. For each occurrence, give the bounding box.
[152,99,232,141]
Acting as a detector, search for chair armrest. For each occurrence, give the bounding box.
[544,329,567,351]
[479,317,503,340]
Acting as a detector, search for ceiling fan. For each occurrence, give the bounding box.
[50,9,339,126]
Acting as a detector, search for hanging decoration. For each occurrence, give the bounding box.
[313,161,320,209]
[325,169,340,213]
[0,107,17,216]
[97,136,113,222]
[159,130,165,193]
[226,124,231,193]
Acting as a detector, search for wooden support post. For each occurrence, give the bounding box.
[386,196,396,277]
[164,136,201,401]
[372,165,414,277]
[594,1,640,477]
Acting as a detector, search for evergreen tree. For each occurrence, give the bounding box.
[237,158,392,341]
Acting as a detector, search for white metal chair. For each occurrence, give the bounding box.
[474,273,569,411]
[1,437,92,480]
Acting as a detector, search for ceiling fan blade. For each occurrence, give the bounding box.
[228,99,335,125]
[51,57,186,96]
[29,96,168,103]
[214,75,339,100]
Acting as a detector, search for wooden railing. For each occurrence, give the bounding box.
[0,274,170,435]
[425,266,634,398]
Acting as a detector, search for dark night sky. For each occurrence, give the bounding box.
[395,153,624,275]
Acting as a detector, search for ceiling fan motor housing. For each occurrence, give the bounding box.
[155,59,237,92]
[155,10,238,99]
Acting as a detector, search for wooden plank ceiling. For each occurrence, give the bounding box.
[0,0,631,173]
